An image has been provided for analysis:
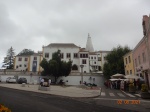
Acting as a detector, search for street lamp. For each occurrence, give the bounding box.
[80,65,84,84]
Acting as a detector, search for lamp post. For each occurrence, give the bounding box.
[80,65,84,84]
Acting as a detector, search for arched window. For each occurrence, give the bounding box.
[72,64,78,70]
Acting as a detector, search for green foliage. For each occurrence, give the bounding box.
[17,49,34,56]
[4,46,15,69]
[141,84,148,92]
[40,58,49,75]
[72,64,78,70]
[103,45,131,79]
[40,50,72,83]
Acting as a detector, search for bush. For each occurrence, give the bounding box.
[141,84,148,92]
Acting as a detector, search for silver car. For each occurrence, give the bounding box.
[6,77,17,83]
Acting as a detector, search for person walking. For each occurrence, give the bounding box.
[48,78,51,87]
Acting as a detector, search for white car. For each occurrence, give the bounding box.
[6,77,16,83]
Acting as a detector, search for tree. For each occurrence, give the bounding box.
[17,49,34,56]
[40,50,72,83]
[3,47,15,69]
[40,58,49,75]
[103,45,131,79]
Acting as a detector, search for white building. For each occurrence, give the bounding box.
[11,34,110,86]
[97,51,110,71]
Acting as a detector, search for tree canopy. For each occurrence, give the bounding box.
[17,49,34,56]
[40,50,72,83]
[103,45,131,79]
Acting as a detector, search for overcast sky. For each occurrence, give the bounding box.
[0,0,150,62]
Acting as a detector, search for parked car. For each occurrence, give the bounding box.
[18,78,27,84]
[6,77,17,83]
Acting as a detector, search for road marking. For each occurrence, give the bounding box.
[121,90,135,97]
[109,93,115,96]
[101,92,106,96]
[125,93,135,97]
[135,94,141,97]
[117,93,125,97]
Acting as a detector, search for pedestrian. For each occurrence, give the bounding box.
[41,78,44,86]
[39,77,41,85]
[48,78,51,87]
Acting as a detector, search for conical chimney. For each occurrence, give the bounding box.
[86,33,94,52]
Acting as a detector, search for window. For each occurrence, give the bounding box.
[24,64,26,67]
[80,54,83,58]
[135,59,137,67]
[127,70,129,75]
[94,62,96,64]
[130,70,132,74]
[16,66,18,68]
[19,64,22,67]
[91,57,93,59]
[94,57,96,59]
[86,54,88,58]
[61,53,64,59]
[74,53,78,58]
[126,58,128,64]
[66,53,71,58]
[138,56,141,65]
[142,52,146,63]
[45,53,49,58]
[104,56,106,61]
[80,54,88,58]
[128,56,131,63]
[18,57,22,61]
[83,54,85,58]
[98,57,101,61]
[98,66,101,71]
[24,58,28,61]
[34,57,37,60]
[95,66,97,69]
[82,59,86,64]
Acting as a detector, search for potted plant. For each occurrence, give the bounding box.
[129,83,136,93]
[141,84,150,99]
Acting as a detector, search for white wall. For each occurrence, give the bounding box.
[57,75,104,87]
[0,75,53,84]
[0,74,104,86]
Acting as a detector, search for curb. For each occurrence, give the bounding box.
[0,85,100,99]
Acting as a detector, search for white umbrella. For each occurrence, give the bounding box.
[124,75,140,79]
[109,79,124,81]
[111,73,124,79]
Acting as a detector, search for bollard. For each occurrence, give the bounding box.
[100,88,102,96]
